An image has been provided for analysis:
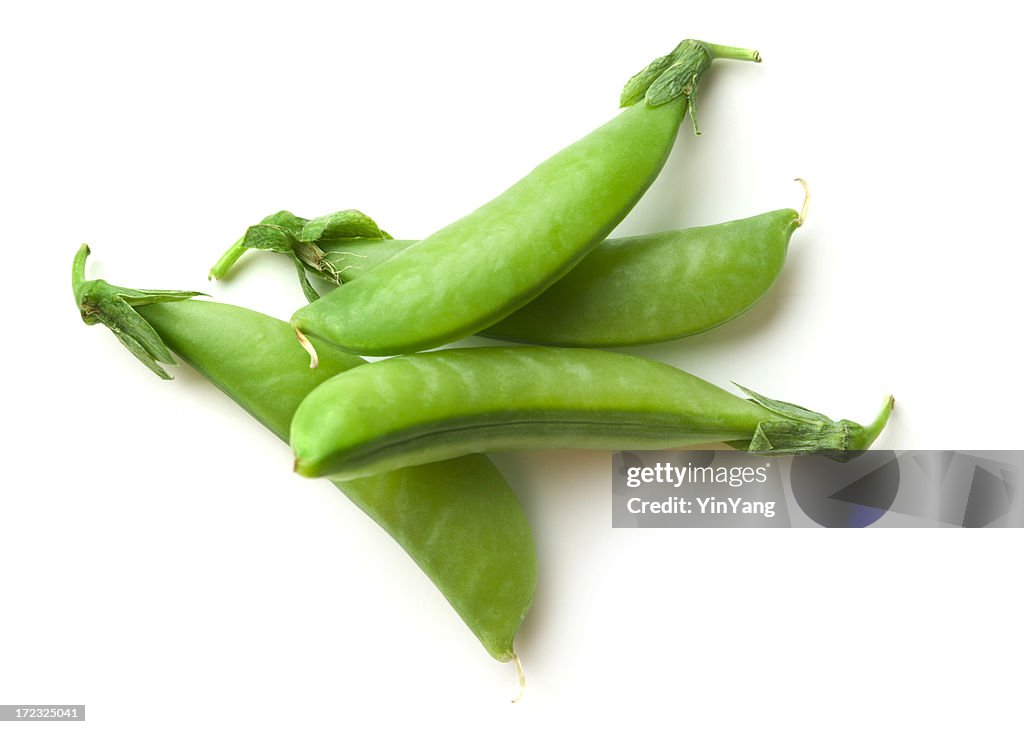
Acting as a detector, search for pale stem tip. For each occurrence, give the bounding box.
[794,178,810,226]
[295,328,319,369]
[511,652,526,704]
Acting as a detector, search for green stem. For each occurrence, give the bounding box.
[702,43,762,63]
[620,38,761,114]
[72,243,91,300]
[736,386,894,459]
[852,396,896,450]
[209,236,246,281]
[72,246,203,378]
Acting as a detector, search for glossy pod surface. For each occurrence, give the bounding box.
[291,347,893,480]
[486,209,799,345]
[82,287,537,662]
[291,99,688,355]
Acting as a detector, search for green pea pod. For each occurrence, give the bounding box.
[289,39,762,357]
[486,208,800,346]
[210,198,803,347]
[72,245,536,665]
[289,347,894,481]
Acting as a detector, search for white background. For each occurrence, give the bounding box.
[2,1,1022,731]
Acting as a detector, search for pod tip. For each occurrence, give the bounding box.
[295,328,319,369]
[511,652,526,704]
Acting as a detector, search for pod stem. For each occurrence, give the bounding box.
[208,236,247,281]
[619,38,761,134]
[511,652,526,704]
[858,396,896,448]
[735,385,895,461]
[72,244,204,379]
[701,43,763,63]
[794,177,810,226]
[207,208,392,301]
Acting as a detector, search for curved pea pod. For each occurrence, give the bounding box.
[486,208,799,346]
[72,246,536,665]
[290,347,894,481]
[289,39,762,356]
[211,204,801,347]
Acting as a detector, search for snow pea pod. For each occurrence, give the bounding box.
[290,39,761,358]
[210,198,803,346]
[72,246,536,665]
[290,347,893,481]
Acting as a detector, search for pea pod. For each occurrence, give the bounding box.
[487,208,800,346]
[210,195,804,346]
[289,347,894,481]
[289,39,762,357]
[72,245,537,665]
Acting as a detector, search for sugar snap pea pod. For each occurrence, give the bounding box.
[290,39,762,358]
[210,193,804,346]
[290,347,894,480]
[72,246,536,665]
[484,207,801,346]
